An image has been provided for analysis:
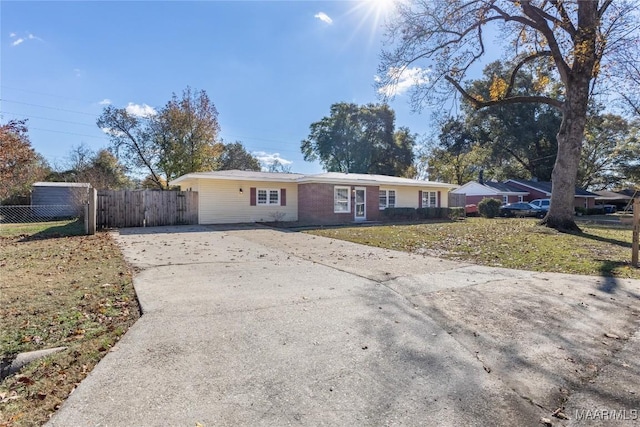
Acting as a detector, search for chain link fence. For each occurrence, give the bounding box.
[0,205,83,224]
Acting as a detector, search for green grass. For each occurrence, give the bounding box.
[306,217,639,279]
[0,219,85,238]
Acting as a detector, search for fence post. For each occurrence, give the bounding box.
[633,198,639,267]
[87,188,97,235]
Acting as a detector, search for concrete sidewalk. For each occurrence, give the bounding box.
[48,225,640,426]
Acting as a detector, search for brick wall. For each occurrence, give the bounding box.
[298,183,380,225]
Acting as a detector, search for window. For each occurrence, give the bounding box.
[334,186,350,213]
[257,189,280,205]
[379,189,396,210]
[518,195,524,202]
[422,191,439,207]
[503,195,508,204]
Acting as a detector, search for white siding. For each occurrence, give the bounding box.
[196,179,298,224]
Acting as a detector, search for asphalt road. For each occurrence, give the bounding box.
[48,225,640,427]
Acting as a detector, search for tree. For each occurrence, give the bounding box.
[267,159,293,173]
[463,61,562,182]
[422,117,489,184]
[301,102,415,176]
[0,119,49,203]
[579,113,640,190]
[379,1,639,231]
[217,142,261,171]
[49,144,132,189]
[97,87,221,189]
[153,87,222,182]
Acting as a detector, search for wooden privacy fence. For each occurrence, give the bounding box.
[448,192,466,208]
[97,190,198,229]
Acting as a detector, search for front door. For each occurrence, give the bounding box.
[354,187,366,221]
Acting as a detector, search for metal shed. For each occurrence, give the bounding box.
[31,182,91,218]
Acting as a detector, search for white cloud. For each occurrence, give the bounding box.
[125,102,157,117]
[9,32,43,47]
[74,68,82,77]
[98,99,112,105]
[100,127,125,137]
[253,151,293,170]
[314,12,333,25]
[376,66,429,97]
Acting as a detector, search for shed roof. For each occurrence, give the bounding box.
[33,182,91,188]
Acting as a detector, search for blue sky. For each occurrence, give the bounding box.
[2,0,437,175]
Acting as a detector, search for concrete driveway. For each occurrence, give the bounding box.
[48,225,640,426]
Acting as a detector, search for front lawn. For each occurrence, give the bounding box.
[0,225,139,426]
[306,217,639,279]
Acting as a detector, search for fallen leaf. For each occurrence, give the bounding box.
[605,333,620,339]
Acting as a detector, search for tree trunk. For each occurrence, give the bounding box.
[541,79,590,233]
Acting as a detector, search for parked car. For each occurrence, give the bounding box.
[465,204,478,216]
[499,202,546,218]
[529,198,550,211]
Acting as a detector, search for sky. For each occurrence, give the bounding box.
[1,0,439,175]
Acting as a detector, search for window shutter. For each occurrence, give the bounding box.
[437,191,441,207]
[280,188,286,206]
[250,187,256,206]
[418,191,423,208]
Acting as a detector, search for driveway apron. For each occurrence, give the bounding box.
[47,225,640,427]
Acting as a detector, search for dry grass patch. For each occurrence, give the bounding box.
[0,226,139,427]
[307,217,639,279]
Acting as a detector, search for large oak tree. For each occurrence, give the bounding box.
[379,0,639,231]
[301,102,415,176]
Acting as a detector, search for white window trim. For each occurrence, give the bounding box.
[257,188,280,206]
[518,195,524,202]
[422,190,438,208]
[502,195,509,204]
[334,186,351,213]
[379,189,396,210]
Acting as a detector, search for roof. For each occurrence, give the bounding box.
[594,190,634,201]
[506,179,598,197]
[451,181,500,195]
[297,172,458,188]
[483,181,529,194]
[170,170,304,185]
[33,182,91,188]
[170,170,457,188]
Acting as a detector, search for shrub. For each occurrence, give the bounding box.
[383,207,417,220]
[478,198,501,218]
[448,207,465,220]
[575,207,587,216]
[416,207,449,219]
[586,207,605,215]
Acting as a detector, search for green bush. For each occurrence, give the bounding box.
[448,207,465,220]
[383,207,417,220]
[478,198,501,218]
[416,207,449,219]
[586,207,605,215]
[575,207,587,216]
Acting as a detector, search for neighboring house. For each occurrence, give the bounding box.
[31,182,91,217]
[169,170,458,225]
[594,189,637,211]
[451,181,528,205]
[505,179,598,209]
